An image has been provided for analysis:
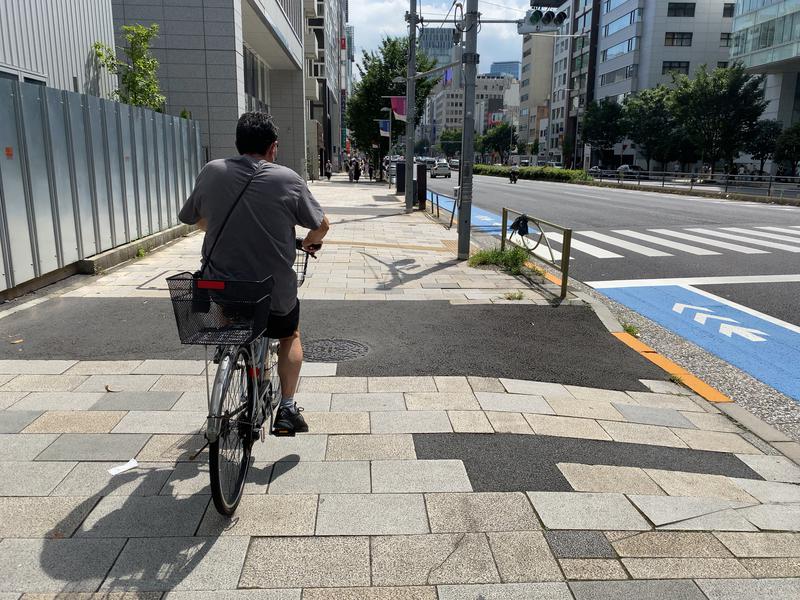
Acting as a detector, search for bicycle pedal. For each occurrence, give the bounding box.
[272,427,296,438]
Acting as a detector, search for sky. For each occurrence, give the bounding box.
[347,0,528,77]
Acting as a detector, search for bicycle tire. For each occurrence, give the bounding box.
[209,346,254,515]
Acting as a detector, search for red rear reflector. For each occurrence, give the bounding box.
[197,280,225,290]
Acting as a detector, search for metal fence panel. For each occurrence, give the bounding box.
[0,80,202,293]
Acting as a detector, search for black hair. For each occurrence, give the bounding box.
[235,112,278,155]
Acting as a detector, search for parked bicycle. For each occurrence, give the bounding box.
[166,239,317,515]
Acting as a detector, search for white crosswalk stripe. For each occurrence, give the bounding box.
[685,228,800,253]
[545,232,623,259]
[611,230,721,255]
[756,226,800,238]
[513,232,565,262]
[647,229,769,254]
[722,227,800,244]
[576,231,672,257]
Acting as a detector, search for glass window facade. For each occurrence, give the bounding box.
[599,64,637,85]
[602,36,638,60]
[665,31,693,46]
[667,3,695,17]
[662,60,690,75]
[603,9,642,37]
[603,0,627,14]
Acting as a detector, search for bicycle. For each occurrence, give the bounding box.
[166,239,317,515]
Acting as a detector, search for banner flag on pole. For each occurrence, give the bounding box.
[378,119,391,137]
[443,68,452,87]
[390,96,407,121]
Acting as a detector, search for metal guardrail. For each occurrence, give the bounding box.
[500,207,572,300]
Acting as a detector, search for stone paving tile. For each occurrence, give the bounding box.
[100,536,250,591]
[475,392,553,414]
[132,360,206,375]
[734,454,800,484]
[371,410,451,434]
[371,533,499,586]
[302,587,435,600]
[76,495,209,538]
[325,434,415,460]
[316,493,429,535]
[300,363,338,377]
[269,460,370,494]
[696,578,800,600]
[546,398,626,422]
[0,461,75,496]
[643,470,756,502]
[329,393,405,412]
[37,433,151,462]
[135,433,208,462]
[240,536,370,588]
[0,360,76,375]
[21,592,160,599]
[467,377,504,393]
[448,411,493,433]
[737,503,800,531]
[714,532,800,557]
[251,434,328,462]
[621,557,751,579]
[303,411,370,434]
[611,403,696,429]
[527,492,650,530]
[499,379,572,398]
[660,509,758,532]
[0,433,58,460]
[293,393,332,412]
[0,410,43,433]
[112,411,206,434]
[680,412,742,433]
[558,559,628,580]
[160,462,271,496]
[0,496,97,538]
[485,411,533,434]
[740,557,800,577]
[406,392,479,411]
[426,492,540,533]
[564,386,632,404]
[598,421,688,448]
[90,392,181,411]
[730,478,800,503]
[74,375,159,393]
[148,375,207,392]
[368,377,437,393]
[611,531,731,558]
[9,392,104,412]
[2,375,88,393]
[372,460,472,493]
[569,580,707,600]
[0,391,27,409]
[437,583,573,600]
[0,538,126,593]
[23,411,126,434]
[52,462,173,497]
[198,494,317,536]
[299,377,368,394]
[627,495,756,527]
[625,392,706,412]
[671,429,762,455]
[167,392,207,412]
[166,592,299,600]
[524,415,612,440]
[544,530,616,558]
[557,464,664,495]
[641,380,693,395]
[435,376,473,393]
[65,360,144,375]
[487,531,562,582]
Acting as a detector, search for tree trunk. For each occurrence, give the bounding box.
[760,158,766,175]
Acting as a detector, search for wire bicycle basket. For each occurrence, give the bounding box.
[166,274,274,346]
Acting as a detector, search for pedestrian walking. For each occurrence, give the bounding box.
[368,163,374,181]
[353,160,361,182]
[348,159,354,182]
[324,160,332,181]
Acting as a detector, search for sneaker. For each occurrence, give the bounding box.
[273,404,309,434]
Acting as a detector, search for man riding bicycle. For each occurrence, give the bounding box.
[178,112,329,434]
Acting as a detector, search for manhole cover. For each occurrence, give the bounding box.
[303,338,369,362]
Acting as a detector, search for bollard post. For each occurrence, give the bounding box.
[560,229,572,300]
[768,176,773,197]
[501,208,508,251]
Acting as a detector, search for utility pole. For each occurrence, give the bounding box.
[457,0,479,259]
[405,0,417,213]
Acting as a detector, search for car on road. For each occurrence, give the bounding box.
[449,158,460,170]
[617,164,643,172]
[425,158,436,171]
[431,159,451,178]
[617,164,647,179]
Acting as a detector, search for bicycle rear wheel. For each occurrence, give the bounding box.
[209,346,254,515]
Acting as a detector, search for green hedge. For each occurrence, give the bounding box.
[473,164,591,183]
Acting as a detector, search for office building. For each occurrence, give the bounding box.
[419,28,457,66]
[519,32,555,148]
[490,60,522,78]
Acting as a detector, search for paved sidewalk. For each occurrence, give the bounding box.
[0,177,798,598]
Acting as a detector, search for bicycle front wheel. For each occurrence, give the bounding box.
[209,346,254,515]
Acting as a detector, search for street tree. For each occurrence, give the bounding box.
[622,86,675,171]
[775,122,800,176]
[414,138,431,154]
[670,64,767,174]
[530,139,539,156]
[481,123,517,163]
[582,99,624,166]
[439,129,462,156]
[94,24,165,111]
[745,119,782,175]
[345,37,436,156]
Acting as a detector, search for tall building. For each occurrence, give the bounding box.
[519,33,555,148]
[490,61,522,79]
[113,0,308,174]
[0,0,116,97]
[731,0,798,127]
[419,28,457,66]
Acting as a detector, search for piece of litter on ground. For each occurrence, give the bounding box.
[10,339,23,344]
[108,459,139,476]
[105,385,120,393]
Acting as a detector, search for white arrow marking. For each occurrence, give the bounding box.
[672,303,713,315]
[719,323,769,342]
[694,313,738,325]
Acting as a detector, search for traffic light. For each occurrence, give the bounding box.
[518,7,569,34]
[530,10,543,24]
[553,11,567,25]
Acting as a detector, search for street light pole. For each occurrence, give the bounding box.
[457,0,479,260]
[405,0,417,213]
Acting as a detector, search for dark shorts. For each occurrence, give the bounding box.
[266,300,300,339]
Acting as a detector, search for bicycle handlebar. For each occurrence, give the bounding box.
[295,238,322,258]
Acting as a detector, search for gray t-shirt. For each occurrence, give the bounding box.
[179,156,324,315]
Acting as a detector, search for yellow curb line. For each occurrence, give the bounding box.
[613,332,733,403]
[523,261,563,286]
